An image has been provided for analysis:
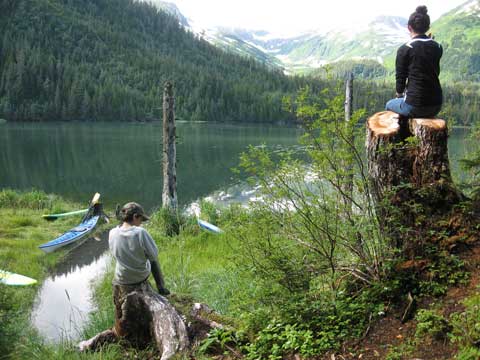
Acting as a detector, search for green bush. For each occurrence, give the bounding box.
[199,200,219,225]
[418,252,470,297]
[239,289,384,359]
[0,284,15,353]
[415,309,451,341]
[450,294,480,351]
[148,207,191,236]
[199,328,239,355]
[244,321,321,359]
[455,347,480,360]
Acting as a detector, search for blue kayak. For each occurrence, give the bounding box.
[198,219,224,234]
[39,215,100,253]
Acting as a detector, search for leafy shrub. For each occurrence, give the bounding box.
[244,321,321,359]
[418,252,470,297]
[385,341,415,360]
[381,251,470,299]
[199,328,239,355]
[415,309,451,341]
[148,207,191,236]
[199,200,219,225]
[450,294,480,351]
[240,289,384,359]
[455,347,480,360]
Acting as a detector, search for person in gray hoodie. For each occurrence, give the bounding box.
[109,202,170,335]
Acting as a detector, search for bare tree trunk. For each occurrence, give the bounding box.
[343,72,354,211]
[344,73,353,124]
[162,81,177,211]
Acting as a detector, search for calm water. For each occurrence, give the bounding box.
[0,123,474,210]
[31,234,110,342]
[0,122,303,210]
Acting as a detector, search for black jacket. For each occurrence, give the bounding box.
[396,34,443,107]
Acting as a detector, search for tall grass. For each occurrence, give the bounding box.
[0,190,93,359]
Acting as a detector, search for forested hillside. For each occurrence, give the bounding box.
[0,0,314,122]
[431,0,480,82]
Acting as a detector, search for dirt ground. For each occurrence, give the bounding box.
[323,243,480,360]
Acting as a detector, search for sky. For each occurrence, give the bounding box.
[165,0,468,35]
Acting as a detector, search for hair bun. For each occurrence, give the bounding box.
[416,5,428,15]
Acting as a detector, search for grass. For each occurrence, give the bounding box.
[0,189,107,359]
[6,198,249,359]
[3,191,478,360]
[0,189,87,280]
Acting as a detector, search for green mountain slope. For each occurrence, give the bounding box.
[431,0,480,81]
[0,0,310,122]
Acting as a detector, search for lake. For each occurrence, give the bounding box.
[0,122,474,210]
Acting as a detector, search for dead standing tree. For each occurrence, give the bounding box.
[163,81,177,211]
[79,82,224,359]
[366,111,465,255]
[343,72,354,212]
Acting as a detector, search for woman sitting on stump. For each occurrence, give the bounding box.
[386,5,443,118]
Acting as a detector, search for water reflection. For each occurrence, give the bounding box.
[32,233,111,342]
[0,122,303,211]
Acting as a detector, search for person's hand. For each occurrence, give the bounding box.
[158,287,170,296]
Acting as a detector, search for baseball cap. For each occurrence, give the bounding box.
[121,202,150,221]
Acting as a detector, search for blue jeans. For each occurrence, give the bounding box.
[385,98,442,118]
[385,98,412,117]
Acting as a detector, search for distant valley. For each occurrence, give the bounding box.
[156,0,480,81]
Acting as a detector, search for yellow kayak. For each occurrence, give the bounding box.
[0,269,37,286]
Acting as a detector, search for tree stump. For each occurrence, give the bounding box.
[366,111,415,203]
[366,111,463,253]
[79,283,188,360]
[78,285,226,359]
[410,118,452,186]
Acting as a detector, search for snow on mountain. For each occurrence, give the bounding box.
[221,16,410,71]
[145,2,409,72]
[454,0,480,16]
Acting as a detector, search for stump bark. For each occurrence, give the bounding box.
[367,111,454,193]
[366,111,462,252]
[78,284,224,359]
[79,283,188,360]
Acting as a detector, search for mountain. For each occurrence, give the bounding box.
[204,2,480,82]
[144,2,478,82]
[201,16,409,73]
[279,16,408,70]
[430,0,480,81]
[0,0,313,123]
[193,28,283,69]
[147,0,190,27]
